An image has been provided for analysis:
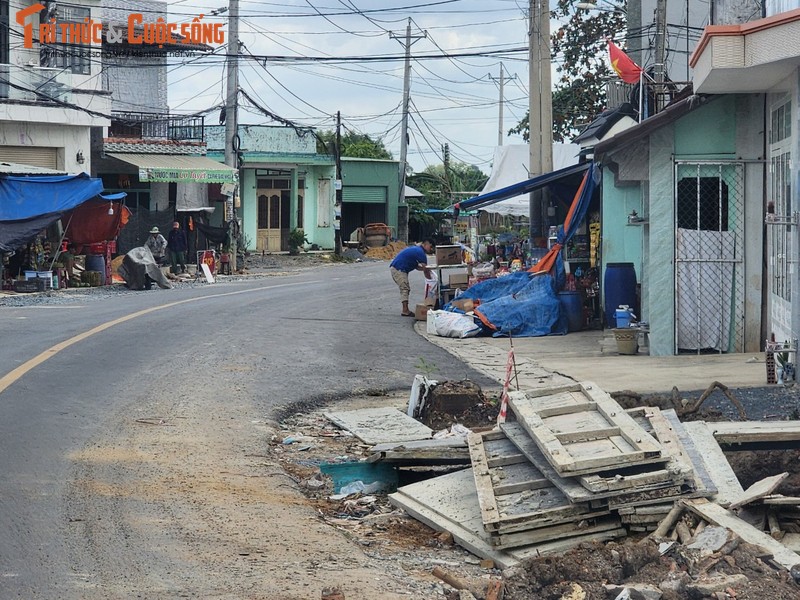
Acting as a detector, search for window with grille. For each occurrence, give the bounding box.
[51,6,91,75]
[769,97,792,302]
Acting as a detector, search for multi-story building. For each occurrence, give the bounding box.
[0,0,111,172]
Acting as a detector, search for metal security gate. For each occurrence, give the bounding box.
[674,161,745,354]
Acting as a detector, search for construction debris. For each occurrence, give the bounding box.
[310,380,800,596]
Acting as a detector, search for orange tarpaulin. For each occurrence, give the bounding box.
[530,168,591,275]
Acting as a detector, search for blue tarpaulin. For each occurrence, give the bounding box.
[0,174,104,221]
[444,271,567,337]
[0,173,105,251]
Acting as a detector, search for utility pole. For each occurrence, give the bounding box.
[489,63,517,147]
[334,111,343,255]
[224,0,240,271]
[528,0,553,248]
[390,19,426,243]
[654,0,668,109]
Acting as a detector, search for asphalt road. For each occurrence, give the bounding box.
[0,261,492,597]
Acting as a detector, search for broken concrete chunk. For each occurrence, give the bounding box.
[604,583,663,600]
[686,573,748,597]
[686,526,730,554]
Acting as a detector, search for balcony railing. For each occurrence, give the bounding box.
[605,78,692,118]
[109,111,205,141]
[0,64,72,103]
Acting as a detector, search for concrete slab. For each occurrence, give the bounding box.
[418,326,767,395]
[323,407,433,445]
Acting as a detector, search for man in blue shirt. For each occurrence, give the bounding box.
[389,238,435,316]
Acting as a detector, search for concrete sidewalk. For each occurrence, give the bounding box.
[417,324,769,395]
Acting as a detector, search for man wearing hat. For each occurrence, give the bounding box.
[145,226,167,265]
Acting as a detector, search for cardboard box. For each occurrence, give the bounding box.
[415,303,432,321]
[449,273,468,286]
[435,245,462,266]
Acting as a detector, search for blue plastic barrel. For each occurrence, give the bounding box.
[604,262,637,327]
[85,255,106,285]
[558,291,584,332]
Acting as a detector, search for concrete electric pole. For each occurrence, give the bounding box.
[224,0,240,271]
[528,0,553,247]
[390,19,426,242]
[489,63,517,147]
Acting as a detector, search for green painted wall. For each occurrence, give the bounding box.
[674,95,737,158]
[601,174,644,275]
[342,158,401,234]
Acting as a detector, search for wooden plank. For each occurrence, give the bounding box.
[729,473,790,510]
[367,448,470,465]
[763,495,800,506]
[490,517,623,549]
[323,407,432,445]
[388,469,623,565]
[682,421,743,507]
[707,420,800,444]
[468,430,607,534]
[661,409,717,496]
[781,533,800,553]
[370,438,467,452]
[582,383,662,455]
[509,529,627,561]
[509,383,664,476]
[468,433,504,528]
[682,499,800,570]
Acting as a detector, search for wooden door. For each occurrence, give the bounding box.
[256,191,285,252]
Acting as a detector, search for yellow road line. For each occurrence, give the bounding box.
[0,281,317,396]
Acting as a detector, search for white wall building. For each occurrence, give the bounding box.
[0,0,110,173]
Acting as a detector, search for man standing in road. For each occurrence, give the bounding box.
[167,221,188,274]
[389,238,435,316]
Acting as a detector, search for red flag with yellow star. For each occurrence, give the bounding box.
[608,39,643,84]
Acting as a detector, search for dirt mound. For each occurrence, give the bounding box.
[502,539,800,600]
[365,241,407,260]
[418,380,499,430]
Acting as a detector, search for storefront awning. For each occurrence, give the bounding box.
[107,153,238,184]
[459,162,590,213]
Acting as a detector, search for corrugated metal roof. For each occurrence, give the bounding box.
[107,153,235,172]
[0,162,67,175]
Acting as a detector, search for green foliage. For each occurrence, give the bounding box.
[415,357,439,376]
[316,130,393,160]
[407,162,488,228]
[510,1,627,142]
[288,228,308,250]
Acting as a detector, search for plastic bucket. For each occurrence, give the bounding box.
[558,291,583,332]
[615,307,633,328]
[604,263,637,327]
[85,255,106,285]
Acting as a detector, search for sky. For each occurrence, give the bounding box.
[161,0,535,175]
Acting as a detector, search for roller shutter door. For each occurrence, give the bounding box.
[0,146,58,169]
[343,186,386,203]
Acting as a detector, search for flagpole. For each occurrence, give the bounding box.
[638,69,644,122]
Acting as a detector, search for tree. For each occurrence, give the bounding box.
[316,130,393,159]
[509,1,627,142]
[407,162,488,231]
